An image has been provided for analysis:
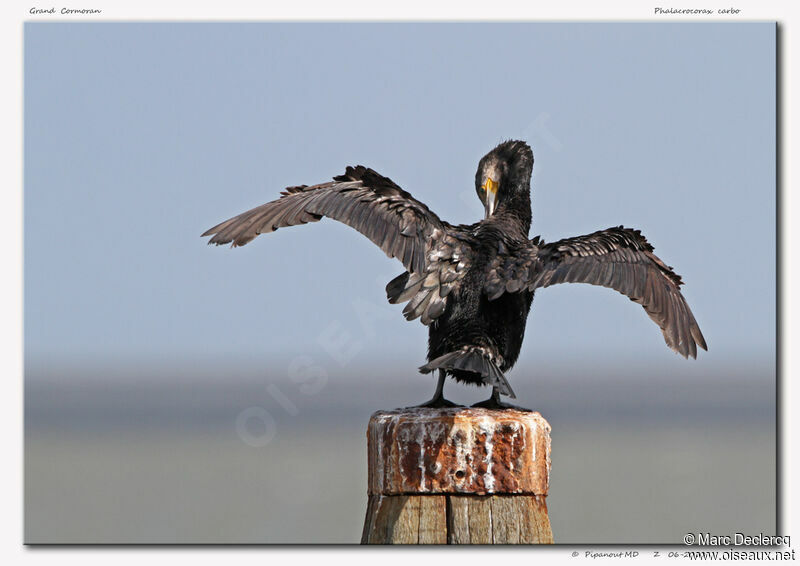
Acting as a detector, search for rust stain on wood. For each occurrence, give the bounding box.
[367,407,551,496]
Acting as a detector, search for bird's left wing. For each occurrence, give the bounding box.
[203,165,446,275]
[485,226,707,358]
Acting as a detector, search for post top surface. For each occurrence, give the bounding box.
[370,407,552,438]
[371,406,547,420]
[367,406,551,495]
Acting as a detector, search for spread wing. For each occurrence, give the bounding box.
[204,165,446,274]
[203,165,473,325]
[485,226,707,358]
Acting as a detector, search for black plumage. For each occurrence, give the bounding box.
[203,140,707,409]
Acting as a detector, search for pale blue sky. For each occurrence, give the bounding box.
[25,22,775,380]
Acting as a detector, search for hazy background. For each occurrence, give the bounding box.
[24,23,775,543]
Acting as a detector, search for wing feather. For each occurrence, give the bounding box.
[204,165,476,326]
[203,166,444,276]
[486,226,707,358]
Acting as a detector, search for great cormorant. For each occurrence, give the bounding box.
[203,140,706,409]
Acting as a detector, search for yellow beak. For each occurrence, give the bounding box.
[482,177,498,218]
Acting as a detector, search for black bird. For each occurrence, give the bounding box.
[203,140,706,409]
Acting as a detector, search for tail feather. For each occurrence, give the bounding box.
[419,348,516,399]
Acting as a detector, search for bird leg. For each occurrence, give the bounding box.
[408,370,462,409]
[471,386,532,411]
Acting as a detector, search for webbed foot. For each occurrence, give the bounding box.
[408,397,463,409]
[471,386,532,411]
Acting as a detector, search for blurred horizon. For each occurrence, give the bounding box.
[26,361,775,544]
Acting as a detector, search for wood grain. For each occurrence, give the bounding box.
[363,494,553,544]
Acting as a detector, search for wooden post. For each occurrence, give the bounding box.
[361,407,553,544]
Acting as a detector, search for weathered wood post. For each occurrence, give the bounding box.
[361,407,553,544]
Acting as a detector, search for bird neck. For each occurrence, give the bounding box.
[497,185,532,235]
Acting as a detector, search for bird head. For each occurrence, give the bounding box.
[475,140,534,219]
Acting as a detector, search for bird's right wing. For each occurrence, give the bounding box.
[204,165,473,326]
[203,165,446,275]
[485,227,707,358]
